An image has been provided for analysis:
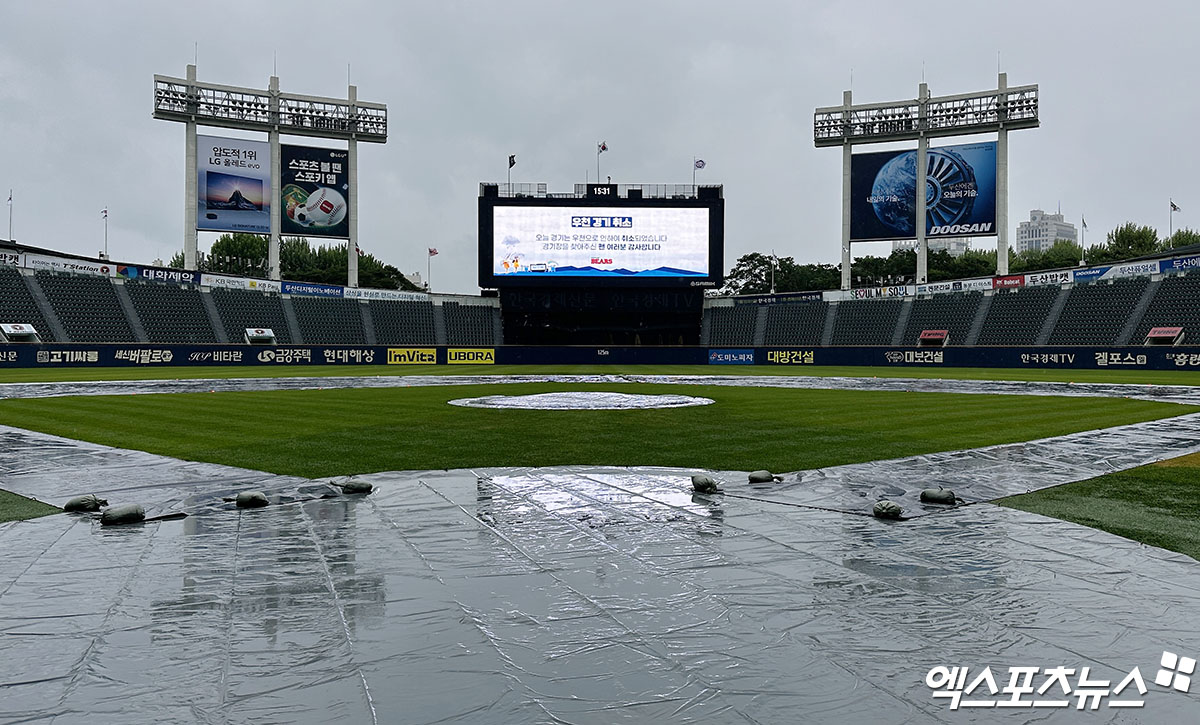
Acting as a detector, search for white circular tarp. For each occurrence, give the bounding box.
[448,391,715,410]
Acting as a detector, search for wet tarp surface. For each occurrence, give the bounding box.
[2,375,1200,722]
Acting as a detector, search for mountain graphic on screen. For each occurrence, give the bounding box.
[208,189,261,211]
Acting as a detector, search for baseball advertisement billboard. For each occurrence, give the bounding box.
[478,196,724,288]
[850,141,996,242]
[196,135,270,234]
[281,144,350,239]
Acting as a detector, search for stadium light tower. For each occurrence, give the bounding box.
[153,65,387,286]
[814,73,1038,289]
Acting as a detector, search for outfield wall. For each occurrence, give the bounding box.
[2,344,1199,371]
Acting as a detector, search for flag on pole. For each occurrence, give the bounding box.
[1171,200,1182,212]
[355,243,364,256]
[1082,216,1088,231]
[694,159,706,170]
[428,247,438,257]
[508,154,516,169]
[101,208,108,220]
[6,191,10,206]
[597,142,608,153]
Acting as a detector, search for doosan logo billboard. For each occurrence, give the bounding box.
[850,141,997,242]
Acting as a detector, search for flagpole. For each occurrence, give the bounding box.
[427,252,431,292]
[1170,200,1175,239]
[693,157,696,188]
[7,189,11,240]
[596,147,600,183]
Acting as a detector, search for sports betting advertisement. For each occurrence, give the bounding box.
[280,144,350,238]
[850,141,996,242]
[196,135,270,234]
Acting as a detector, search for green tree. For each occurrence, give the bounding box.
[1104,222,1159,260]
[1164,228,1200,250]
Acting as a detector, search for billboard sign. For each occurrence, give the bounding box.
[197,135,270,234]
[479,195,724,288]
[850,141,997,242]
[281,144,350,238]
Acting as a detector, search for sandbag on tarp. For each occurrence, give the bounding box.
[691,474,720,494]
[920,488,958,505]
[872,500,903,519]
[747,470,781,484]
[63,494,108,512]
[234,491,269,508]
[334,480,373,495]
[100,504,145,526]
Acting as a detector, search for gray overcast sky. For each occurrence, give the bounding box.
[1,1,1195,294]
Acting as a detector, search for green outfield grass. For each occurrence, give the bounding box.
[3,364,1200,385]
[999,454,1200,561]
[0,381,1189,477]
[0,490,60,523]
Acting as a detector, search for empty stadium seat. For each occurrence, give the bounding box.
[210,287,293,344]
[1049,277,1148,346]
[291,296,368,345]
[35,271,133,343]
[830,298,903,346]
[1132,273,1200,345]
[706,306,757,346]
[125,279,217,343]
[0,266,56,341]
[976,286,1060,346]
[902,292,982,345]
[443,301,498,346]
[763,301,827,346]
[370,299,437,345]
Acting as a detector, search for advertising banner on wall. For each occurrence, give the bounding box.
[281,144,350,239]
[850,141,997,242]
[197,135,270,234]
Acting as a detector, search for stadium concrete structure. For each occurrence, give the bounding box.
[3,235,1200,370]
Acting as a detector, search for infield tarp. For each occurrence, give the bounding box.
[2,376,1200,722]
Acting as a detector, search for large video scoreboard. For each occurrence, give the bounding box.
[479,186,724,289]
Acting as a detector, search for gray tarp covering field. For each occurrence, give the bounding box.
[2,376,1200,723]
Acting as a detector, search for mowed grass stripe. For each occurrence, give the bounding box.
[0,383,1188,478]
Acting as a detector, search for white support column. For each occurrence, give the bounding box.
[915,82,929,284]
[996,72,1010,276]
[268,74,281,281]
[347,84,359,288]
[840,90,852,290]
[183,64,198,270]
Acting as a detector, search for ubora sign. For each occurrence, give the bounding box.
[448,348,495,364]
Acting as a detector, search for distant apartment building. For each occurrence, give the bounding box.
[1015,209,1077,254]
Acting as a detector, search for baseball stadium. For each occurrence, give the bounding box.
[2,65,1199,724]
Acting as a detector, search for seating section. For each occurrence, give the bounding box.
[830,299,903,345]
[125,280,217,343]
[35,271,133,342]
[707,306,757,346]
[1132,272,1200,344]
[370,299,436,345]
[291,297,367,345]
[1049,277,1148,346]
[902,292,982,345]
[0,265,56,341]
[210,287,293,344]
[763,301,827,346]
[976,286,1061,346]
[443,302,497,346]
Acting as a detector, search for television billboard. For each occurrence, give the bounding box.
[281,144,350,238]
[196,135,270,234]
[478,196,724,288]
[850,141,996,242]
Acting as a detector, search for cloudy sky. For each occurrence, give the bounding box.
[1,1,1194,294]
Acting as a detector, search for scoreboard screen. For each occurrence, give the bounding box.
[479,195,723,288]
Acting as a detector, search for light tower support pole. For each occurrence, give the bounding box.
[269,74,281,280]
[347,84,359,288]
[183,64,198,271]
[840,90,852,290]
[915,82,929,284]
[996,72,1010,276]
